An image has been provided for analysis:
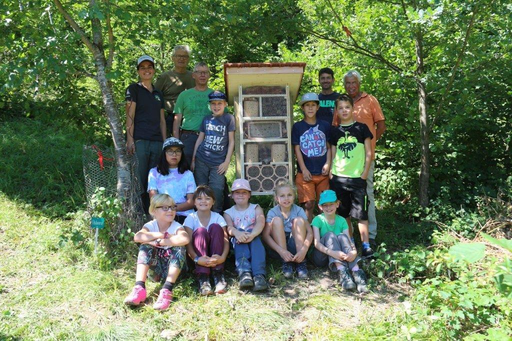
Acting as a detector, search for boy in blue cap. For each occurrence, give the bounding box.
[192,91,235,213]
[311,189,368,293]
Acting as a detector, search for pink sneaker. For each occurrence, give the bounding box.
[124,285,147,306]
[153,288,173,311]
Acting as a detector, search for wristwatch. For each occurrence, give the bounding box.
[155,239,162,246]
[194,256,199,264]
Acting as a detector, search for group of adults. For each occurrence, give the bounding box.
[125,45,385,246]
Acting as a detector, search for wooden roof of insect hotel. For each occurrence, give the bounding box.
[223,62,306,106]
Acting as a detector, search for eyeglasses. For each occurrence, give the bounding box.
[173,54,189,59]
[165,149,183,155]
[157,205,177,211]
[194,71,210,76]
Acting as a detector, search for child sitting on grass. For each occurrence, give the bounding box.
[311,190,368,293]
[184,185,230,295]
[224,179,268,291]
[124,194,189,310]
[262,180,313,279]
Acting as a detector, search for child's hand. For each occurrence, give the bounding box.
[279,249,294,262]
[302,169,312,181]
[233,230,249,243]
[360,172,368,180]
[210,254,224,266]
[329,170,333,180]
[330,250,346,261]
[293,248,307,263]
[344,250,357,262]
[217,161,229,175]
[321,163,330,176]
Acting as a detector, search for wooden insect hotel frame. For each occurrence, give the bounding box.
[224,63,306,195]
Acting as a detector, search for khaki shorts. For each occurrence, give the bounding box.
[295,173,330,204]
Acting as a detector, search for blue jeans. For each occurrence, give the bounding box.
[232,235,266,276]
[194,157,225,213]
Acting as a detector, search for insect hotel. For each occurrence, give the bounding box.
[224,63,306,195]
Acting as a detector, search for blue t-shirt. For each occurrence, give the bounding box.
[266,204,308,233]
[291,120,331,175]
[196,113,236,166]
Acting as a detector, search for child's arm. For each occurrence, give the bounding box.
[217,130,235,175]
[191,131,205,171]
[361,137,372,180]
[176,193,194,212]
[134,227,165,244]
[224,212,249,243]
[322,142,332,176]
[246,205,266,242]
[294,145,312,181]
[159,227,190,247]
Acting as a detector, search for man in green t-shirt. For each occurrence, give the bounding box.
[154,45,195,137]
[173,62,214,165]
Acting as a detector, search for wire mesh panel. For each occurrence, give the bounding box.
[82,145,145,233]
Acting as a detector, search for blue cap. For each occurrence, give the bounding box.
[162,137,184,150]
[299,93,320,107]
[208,90,227,102]
[319,190,338,205]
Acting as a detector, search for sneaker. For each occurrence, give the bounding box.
[282,262,294,279]
[296,261,308,280]
[239,272,254,289]
[153,288,173,311]
[253,274,269,292]
[198,274,213,296]
[362,247,375,259]
[213,270,227,294]
[124,285,147,306]
[352,269,369,293]
[338,268,356,291]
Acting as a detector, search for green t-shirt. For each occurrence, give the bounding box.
[329,121,373,178]
[154,69,195,114]
[174,87,213,131]
[312,213,349,238]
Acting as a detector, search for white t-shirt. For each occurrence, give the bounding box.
[184,211,227,232]
[143,219,183,249]
[224,203,259,232]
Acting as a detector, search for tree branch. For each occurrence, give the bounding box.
[53,0,97,55]
[89,0,103,48]
[430,3,482,131]
[105,0,114,70]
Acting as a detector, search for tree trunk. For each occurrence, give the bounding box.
[415,29,430,207]
[93,54,132,198]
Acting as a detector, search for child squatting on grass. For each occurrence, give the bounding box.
[311,190,368,293]
[262,180,313,279]
[291,93,332,222]
[224,179,268,291]
[184,185,230,295]
[124,194,189,311]
[329,94,375,258]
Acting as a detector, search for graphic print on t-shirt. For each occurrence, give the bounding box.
[203,121,227,152]
[338,134,357,159]
[299,125,327,158]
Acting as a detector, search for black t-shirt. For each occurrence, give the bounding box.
[317,92,340,124]
[125,83,165,141]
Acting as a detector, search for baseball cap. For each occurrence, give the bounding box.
[319,190,338,205]
[208,90,227,102]
[299,93,320,107]
[231,179,251,192]
[162,137,184,150]
[137,55,155,67]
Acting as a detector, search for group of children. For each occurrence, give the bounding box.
[124,90,375,310]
